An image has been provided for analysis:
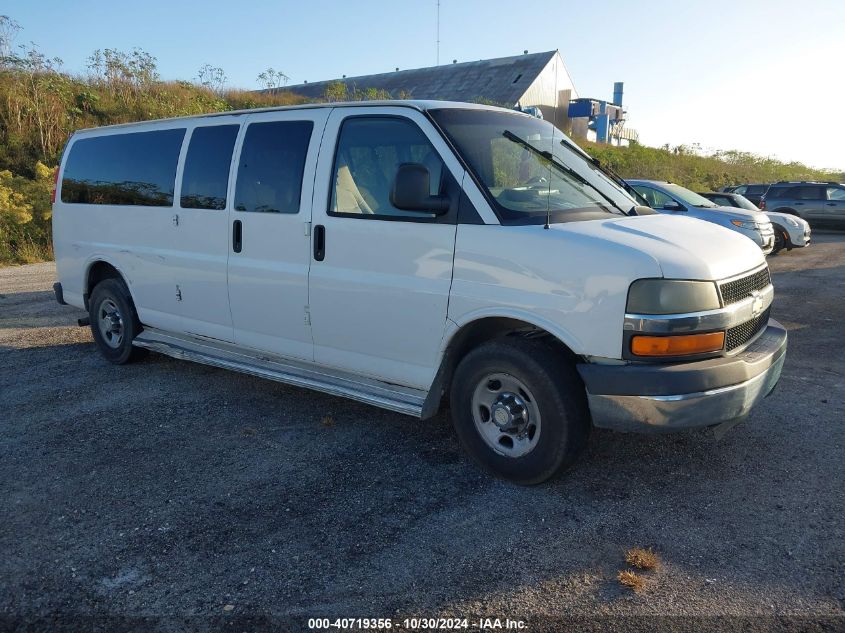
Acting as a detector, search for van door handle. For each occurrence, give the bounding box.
[232,219,242,253]
[313,224,325,261]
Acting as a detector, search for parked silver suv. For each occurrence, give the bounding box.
[761,181,845,226]
[629,180,775,254]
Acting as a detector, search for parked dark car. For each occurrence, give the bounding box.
[760,181,845,227]
[720,183,769,207]
[700,191,811,254]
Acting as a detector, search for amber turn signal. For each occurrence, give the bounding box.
[631,331,725,357]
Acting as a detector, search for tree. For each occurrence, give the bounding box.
[2,42,68,161]
[0,14,21,65]
[196,64,227,94]
[256,67,289,90]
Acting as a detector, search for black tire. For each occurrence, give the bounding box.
[772,227,786,254]
[88,278,147,364]
[449,338,590,485]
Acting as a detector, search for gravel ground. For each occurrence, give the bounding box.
[1,234,844,632]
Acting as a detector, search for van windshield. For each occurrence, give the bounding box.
[430,108,638,224]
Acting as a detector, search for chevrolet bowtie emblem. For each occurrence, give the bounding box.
[750,290,764,316]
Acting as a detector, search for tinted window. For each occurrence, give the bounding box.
[330,117,444,219]
[180,125,239,210]
[794,186,824,200]
[734,186,747,194]
[61,129,185,206]
[234,121,313,213]
[746,185,767,194]
[710,195,735,207]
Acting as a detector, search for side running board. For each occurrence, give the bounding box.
[133,328,427,418]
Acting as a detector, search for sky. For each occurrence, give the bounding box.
[7,0,845,170]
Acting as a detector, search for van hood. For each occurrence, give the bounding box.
[556,214,765,280]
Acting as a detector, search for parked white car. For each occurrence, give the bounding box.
[766,211,811,251]
[52,101,787,483]
[700,191,811,254]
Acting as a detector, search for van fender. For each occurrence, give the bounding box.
[444,308,584,356]
[82,255,138,311]
[420,308,584,419]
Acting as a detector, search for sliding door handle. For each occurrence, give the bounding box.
[232,219,242,253]
[313,224,325,261]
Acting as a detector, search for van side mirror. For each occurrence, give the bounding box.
[663,200,684,211]
[390,163,450,214]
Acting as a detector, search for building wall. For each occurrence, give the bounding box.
[517,53,578,133]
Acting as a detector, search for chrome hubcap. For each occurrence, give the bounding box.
[97,298,124,348]
[471,373,541,458]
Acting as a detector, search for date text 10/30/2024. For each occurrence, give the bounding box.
[308,617,527,630]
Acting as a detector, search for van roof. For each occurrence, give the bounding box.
[72,100,524,134]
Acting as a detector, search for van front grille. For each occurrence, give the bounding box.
[725,308,770,351]
[720,268,771,306]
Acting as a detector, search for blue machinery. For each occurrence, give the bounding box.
[567,82,638,144]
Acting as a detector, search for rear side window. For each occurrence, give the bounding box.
[827,187,845,201]
[747,185,767,195]
[794,186,824,200]
[180,125,239,210]
[234,120,313,213]
[61,129,186,206]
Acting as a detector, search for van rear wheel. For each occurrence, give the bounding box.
[449,338,590,485]
[88,278,147,365]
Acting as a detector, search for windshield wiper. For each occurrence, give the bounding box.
[555,138,649,210]
[502,130,629,217]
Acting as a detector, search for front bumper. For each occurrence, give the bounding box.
[788,224,811,247]
[736,226,774,254]
[578,319,787,432]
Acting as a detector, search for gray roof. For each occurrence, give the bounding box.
[267,51,557,105]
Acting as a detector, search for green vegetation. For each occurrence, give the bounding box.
[0,14,842,265]
[583,141,843,193]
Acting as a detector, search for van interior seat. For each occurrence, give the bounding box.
[334,158,374,214]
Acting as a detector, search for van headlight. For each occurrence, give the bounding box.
[784,216,800,227]
[626,279,721,315]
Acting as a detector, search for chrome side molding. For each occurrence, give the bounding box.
[133,328,427,418]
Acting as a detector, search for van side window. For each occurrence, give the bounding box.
[329,117,444,219]
[180,125,239,210]
[234,121,313,214]
[61,129,186,206]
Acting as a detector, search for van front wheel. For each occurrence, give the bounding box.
[88,278,147,365]
[449,338,590,485]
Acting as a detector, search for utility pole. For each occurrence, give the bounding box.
[436,0,440,65]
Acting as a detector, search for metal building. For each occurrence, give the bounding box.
[267,50,636,143]
[269,50,578,132]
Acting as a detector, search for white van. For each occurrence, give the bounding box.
[52,101,787,484]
